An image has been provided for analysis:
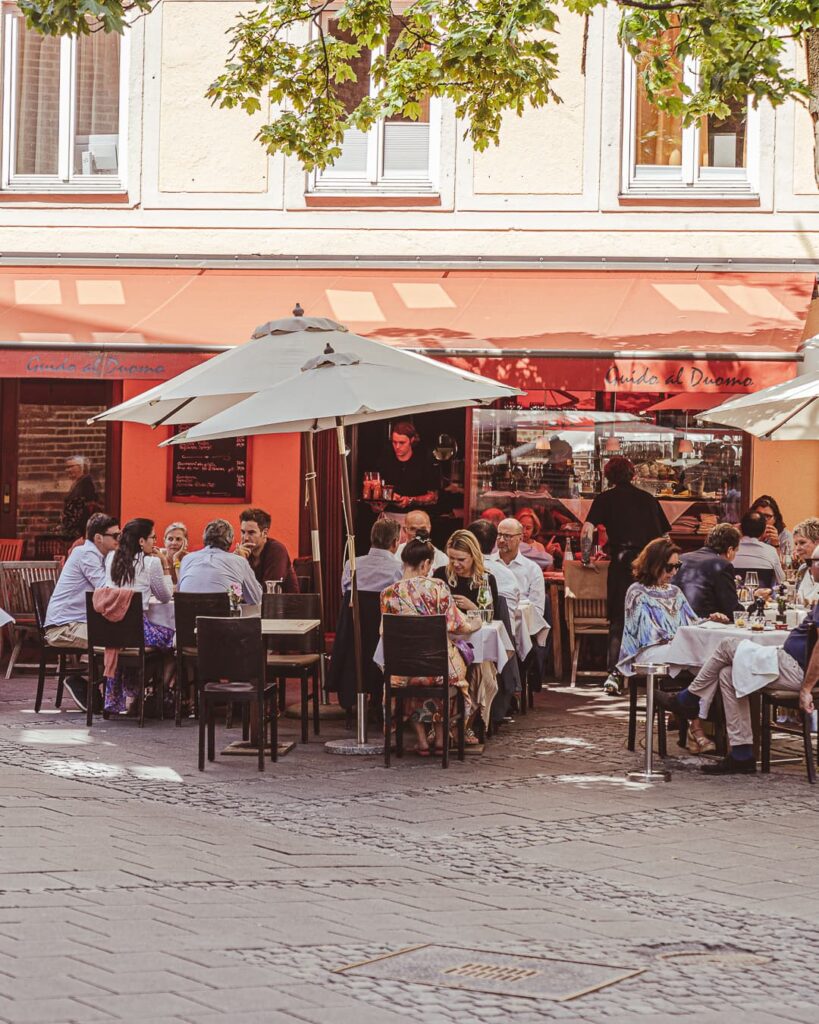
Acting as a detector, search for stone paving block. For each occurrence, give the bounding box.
[76,991,214,1019]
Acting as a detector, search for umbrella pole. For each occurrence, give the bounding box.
[325,418,383,755]
[303,432,329,702]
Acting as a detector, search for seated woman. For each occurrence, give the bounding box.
[434,529,501,737]
[617,537,713,754]
[102,518,175,715]
[381,538,480,756]
[793,518,819,604]
[161,521,189,585]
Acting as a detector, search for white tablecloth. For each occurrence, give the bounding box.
[515,600,551,659]
[374,620,515,673]
[661,622,788,676]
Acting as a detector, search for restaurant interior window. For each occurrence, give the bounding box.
[624,29,755,195]
[469,395,747,557]
[311,8,436,193]
[1,13,126,191]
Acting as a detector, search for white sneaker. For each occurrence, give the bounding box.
[603,673,622,696]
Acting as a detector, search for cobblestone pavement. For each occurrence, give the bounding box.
[2,672,819,1024]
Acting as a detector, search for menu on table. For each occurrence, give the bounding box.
[168,428,250,503]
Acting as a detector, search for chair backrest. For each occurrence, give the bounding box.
[85,591,144,650]
[196,616,265,690]
[173,591,231,648]
[0,561,62,618]
[808,622,818,663]
[0,539,23,561]
[732,565,775,590]
[30,579,57,637]
[262,591,323,654]
[382,613,448,682]
[564,560,610,626]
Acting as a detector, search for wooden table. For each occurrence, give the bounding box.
[261,618,320,636]
[543,571,565,679]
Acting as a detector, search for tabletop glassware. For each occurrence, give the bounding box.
[733,610,748,629]
[745,571,760,590]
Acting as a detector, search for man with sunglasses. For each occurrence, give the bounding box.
[44,512,120,711]
[659,543,819,775]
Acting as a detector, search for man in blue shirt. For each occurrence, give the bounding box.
[45,512,120,710]
[659,544,819,775]
[177,519,262,605]
[341,518,402,593]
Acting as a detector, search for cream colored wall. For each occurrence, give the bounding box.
[750,439,819,529]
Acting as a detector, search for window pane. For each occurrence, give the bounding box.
[323,16,372,174]
[699,103,747,169]
[385,16,429,124]
[633,31,683,167]
[73,31,121,176]
[14,28,60,175]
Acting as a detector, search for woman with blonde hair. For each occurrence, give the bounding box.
[161,521,189,584]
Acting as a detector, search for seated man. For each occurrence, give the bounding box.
[734,510,785,585]
[467,519,520,617]
[659,543,819,775]
[341,518,402,593]
[395,509,447,571]
[178,519,262,605]
[489,518,546,613]
[44,512,121,711]
[675,523,741,618]
[236,507,298,592]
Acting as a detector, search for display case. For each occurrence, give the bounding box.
[469,407,746,550]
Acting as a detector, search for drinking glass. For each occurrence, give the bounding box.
[265,579,283,595]
[745,571,760,590]
[733,610,748,629]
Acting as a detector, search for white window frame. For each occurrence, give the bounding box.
[621,48,759,198]
[1,11,128,193]
[309,9,439,194]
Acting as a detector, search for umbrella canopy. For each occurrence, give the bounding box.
[93,315,515,427]
[696,371,819,440]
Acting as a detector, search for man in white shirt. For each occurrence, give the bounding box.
[395,509,448,572]
[734,510,785,585]
[489,518,546,612]
[178,519,262,605]
[341,518,402,593]
[467,520,520,616]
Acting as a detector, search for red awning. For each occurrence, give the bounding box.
[644,393,735,412]
[0,266,812,356]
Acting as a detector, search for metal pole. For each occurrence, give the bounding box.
[626,662,671,783]
[303,432,328,702]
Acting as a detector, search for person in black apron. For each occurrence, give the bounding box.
[581,457,670,694]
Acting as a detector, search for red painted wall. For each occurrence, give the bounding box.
[118,381,301,554]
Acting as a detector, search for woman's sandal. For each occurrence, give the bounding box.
[464,728,481,746]
[687,727,716,754]
[415,745,431,757]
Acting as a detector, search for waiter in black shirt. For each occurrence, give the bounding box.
[580,456,670,689]
[377,420,439,511]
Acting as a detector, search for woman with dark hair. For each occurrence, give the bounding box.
[750,495,794,564]
[380,538,480,755]
[617,537,712,752]
[102,518,175,715]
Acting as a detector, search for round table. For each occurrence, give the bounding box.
[661,622,788,676]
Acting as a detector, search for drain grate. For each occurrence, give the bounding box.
[444,963,540,982]
[336,944,644,1001]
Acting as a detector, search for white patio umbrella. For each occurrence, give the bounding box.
[162,341,520,754]
[696,371,819,440]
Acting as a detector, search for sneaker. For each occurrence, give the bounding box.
[63,675,89,712]
[603,673,623,696]
[701,755,756,775]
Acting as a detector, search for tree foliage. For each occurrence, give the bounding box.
[16,0,819,172]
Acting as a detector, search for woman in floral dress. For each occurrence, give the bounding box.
[381,538,480,755]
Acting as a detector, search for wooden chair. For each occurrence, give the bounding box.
[563,560,609,687]
[761,623,819,783]
[0,561,62,677]
[34,536,69,561]
[0,539,23,561]
[262,592,323,743]
[172,592,231,726]
[85,592,165,728]
[29,579,68,713]
[383,614,465,769]
[196,616,277,773]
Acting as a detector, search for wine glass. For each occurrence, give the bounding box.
[745,571,760,591]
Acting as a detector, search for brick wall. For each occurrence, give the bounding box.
[17,403,108,557]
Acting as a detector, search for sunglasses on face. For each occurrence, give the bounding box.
[498,532,521,540]
[104,531,121,539]
[665,561,681,572]
[806,558,819,566]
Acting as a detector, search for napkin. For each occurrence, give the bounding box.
[733,640,780,698]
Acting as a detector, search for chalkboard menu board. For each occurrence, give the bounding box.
[168,428,250,503]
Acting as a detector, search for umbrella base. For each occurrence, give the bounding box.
[283,701,346,720]
[325,737,385,756]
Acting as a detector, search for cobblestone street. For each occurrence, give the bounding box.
[2,673,819,1024]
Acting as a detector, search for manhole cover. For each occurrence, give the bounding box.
[660,952,771,968]
[336,945,643,1001]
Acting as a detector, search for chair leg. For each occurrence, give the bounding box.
[207,714,216,761]
[457,690,465,762]
[55,654,66,709]
[442,687,450,769]
[138,661,146,728]
[4,635,22,679]
[198,699,207,771]
[627,679,638,752]
[761,698,772,774]
[384,679,392,768]
[312,668,321,736]
[657,702,667,759]
[519,671,528,716]
[395,692,404,759]
[225,702,233,730]
[802,710,816,785]
[570,638,580,688]
[86,654,96,729]
[242,703,250,742]
[271,688,278,763]
[300,676,309,743]
[175,657,184,728]
[35,650,47,713]
[257,696,265,772]
[278,679,286,712]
